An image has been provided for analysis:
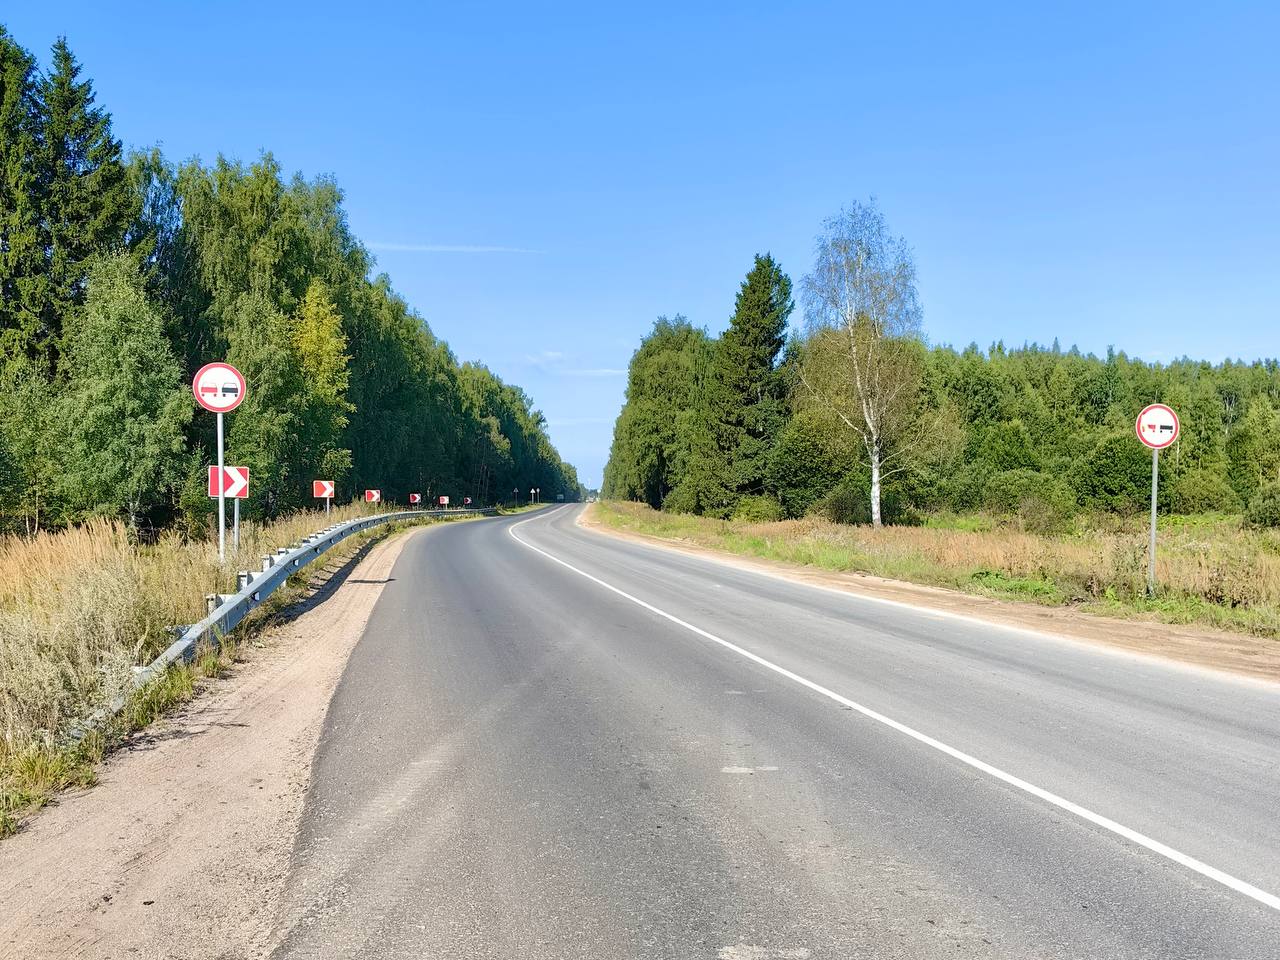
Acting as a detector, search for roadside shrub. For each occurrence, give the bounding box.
[1245,482,1280,529]
[1071,434,1150,512]
[983,469,1076,534]
[1170,469,1242,515]
[973,420,1039,472]
[732,494,784,523]
[814,481,870,525]
[812,476,919,526]
[765,413,854,518]
[942,461,994,512]
[662,476,734,518]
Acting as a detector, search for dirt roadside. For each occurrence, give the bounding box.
[579,506,1280,684]
[0,526,421,960]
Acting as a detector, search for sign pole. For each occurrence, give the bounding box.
[217,411,226,564]
[326,495,330,516]
[1148,447,1159,596]
[233,495,240,552]
[193,361,246,567]
[1135,403,1177,598]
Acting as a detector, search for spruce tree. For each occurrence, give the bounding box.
[37,37,130,369]
[0,27,43,361]
[708,253,793,500]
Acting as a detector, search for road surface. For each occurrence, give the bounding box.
[272,505,1280,958]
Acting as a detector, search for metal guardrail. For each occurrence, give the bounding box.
[105,507,495,717]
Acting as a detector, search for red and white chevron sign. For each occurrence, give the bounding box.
[207,466,249,499]
[313,479,334,499]
[408,493,422,504]
[364,489,381,503]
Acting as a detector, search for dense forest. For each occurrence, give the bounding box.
[604,203,1280,531]
[0,25,579,535]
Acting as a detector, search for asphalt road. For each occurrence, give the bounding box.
[273,505,1280,959]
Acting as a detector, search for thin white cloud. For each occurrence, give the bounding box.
[367,242,542,254]
[563,368,626,377]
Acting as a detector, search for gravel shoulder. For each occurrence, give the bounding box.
[579,505,1280,684]
[0,527,419,960]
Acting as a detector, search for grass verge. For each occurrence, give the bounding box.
[0,507,458,837]
[590,501,1280,639]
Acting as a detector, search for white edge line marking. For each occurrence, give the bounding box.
[508,507,1280,913]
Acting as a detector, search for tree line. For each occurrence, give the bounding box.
[0,25,580,535]
[604,200,1280,531]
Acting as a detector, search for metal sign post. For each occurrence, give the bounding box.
[1135,403,1180,596]
[216,412,225,561]
[194,362,247,564]
[207,466,249,560]
[313,480,334,515]
[1148,447,1159,594]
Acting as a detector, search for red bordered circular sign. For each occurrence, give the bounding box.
[1135,403,1180,450]
[192,362,247,413]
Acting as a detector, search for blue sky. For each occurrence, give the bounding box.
[6,2,1277,487]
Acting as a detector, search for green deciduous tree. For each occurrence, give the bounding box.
[797,199,936,527]
[292,280,353,485]
[223,293,304,519]
[53,253,191,528]
[603,317,712,508]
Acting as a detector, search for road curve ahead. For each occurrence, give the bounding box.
[273,505,1280,959]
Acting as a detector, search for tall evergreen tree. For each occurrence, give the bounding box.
[708,253,793,501]
[37,37,130,368]
[0,27,43,361]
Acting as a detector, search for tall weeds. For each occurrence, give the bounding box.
[0,503,382,772]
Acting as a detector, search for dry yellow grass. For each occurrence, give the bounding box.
[0,501,409,832]
[593,501,1280,637]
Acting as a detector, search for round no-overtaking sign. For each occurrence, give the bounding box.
[1136,403,1180,450]
[193,362,246,413]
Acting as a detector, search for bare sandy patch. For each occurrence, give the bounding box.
[0,526,421,960]
[579,506,1280,685]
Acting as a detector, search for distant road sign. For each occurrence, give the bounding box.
[313,480,334,498]
[1136,404,1180,450]
[207,466,249,499]
[193,362,246,414]
[438,495,450,506]
[463,497,472,505]
[409,493,422,504]
[365,489,381,503]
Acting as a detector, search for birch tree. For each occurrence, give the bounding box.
[798,200,934,527]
